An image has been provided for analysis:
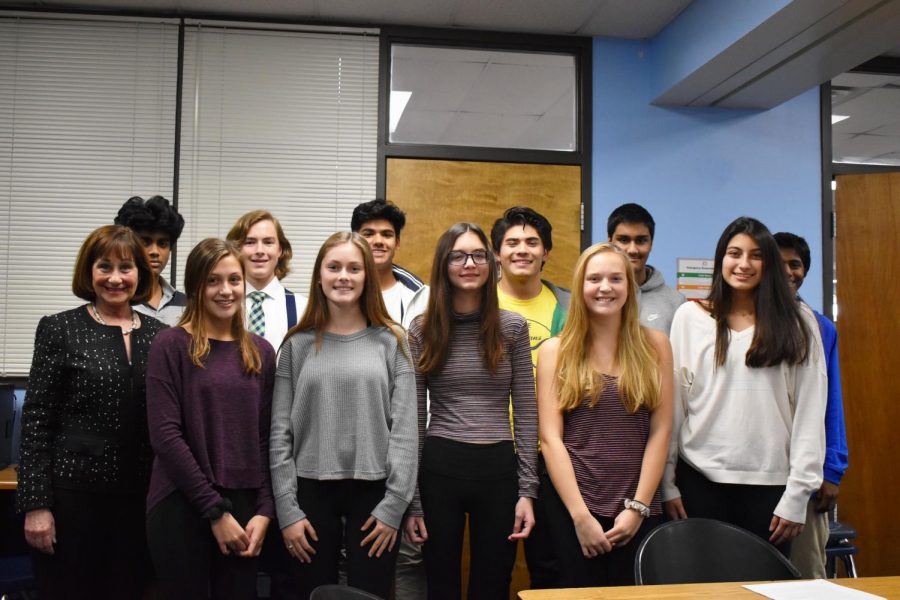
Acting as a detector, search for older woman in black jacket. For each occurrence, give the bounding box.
[17,225,166,599]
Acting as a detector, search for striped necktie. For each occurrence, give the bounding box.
[248,291,267,337]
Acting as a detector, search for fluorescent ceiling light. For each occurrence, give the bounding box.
[831,114,850,124]
[390,91,412,133]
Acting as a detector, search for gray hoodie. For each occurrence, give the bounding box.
[638,265,686,335]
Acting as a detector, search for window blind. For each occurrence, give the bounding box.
[177,24,379,298]
[0,16,178,377]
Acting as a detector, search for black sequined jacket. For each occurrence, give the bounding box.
[16,305,166,514]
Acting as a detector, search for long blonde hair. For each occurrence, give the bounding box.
[556,242,660,413]
[286,232,405,350]
[178,238,263,374]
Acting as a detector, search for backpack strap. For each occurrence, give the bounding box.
[285,289,298,329]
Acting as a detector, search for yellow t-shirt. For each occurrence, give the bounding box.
[498,283,561,374]
[499,284,566,443]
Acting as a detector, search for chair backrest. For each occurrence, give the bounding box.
[309,584,383,600]
[634,518,801,585]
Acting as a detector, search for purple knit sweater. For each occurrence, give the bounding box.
[145,326,276,518]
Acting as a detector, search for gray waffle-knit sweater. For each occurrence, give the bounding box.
[269,326,417,530]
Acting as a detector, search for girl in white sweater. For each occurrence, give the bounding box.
[662,217,826,554]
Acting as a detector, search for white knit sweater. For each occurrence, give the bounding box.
[662,301,827,524]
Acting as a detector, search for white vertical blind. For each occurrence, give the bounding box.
[177,24,379,297]
[0,16,178,376]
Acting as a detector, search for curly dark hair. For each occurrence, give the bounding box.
[114,195,185,242]
[350,199,407,239]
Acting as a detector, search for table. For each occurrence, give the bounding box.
[518,576,900,599]
[0,464,17,490]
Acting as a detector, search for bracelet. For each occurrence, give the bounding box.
[623,498,650,519]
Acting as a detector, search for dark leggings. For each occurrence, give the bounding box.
[31,487,149,600]
[540,473,662,587]
[676,458,791,556]
[287,478,399,600]
[420,436,519,600]
[523,456,561,589]
[146,488,259,600]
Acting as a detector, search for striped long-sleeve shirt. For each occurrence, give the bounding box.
[407,309,538,515]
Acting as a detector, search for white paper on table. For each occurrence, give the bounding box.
[743,579,886,600]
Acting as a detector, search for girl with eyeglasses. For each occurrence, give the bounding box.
[661,217,827,555]
[403,223,538,600]
[536,243,672,587]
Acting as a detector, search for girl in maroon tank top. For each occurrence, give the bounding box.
[536,242,673,587]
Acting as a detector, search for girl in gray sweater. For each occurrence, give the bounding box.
[269,232,417,599]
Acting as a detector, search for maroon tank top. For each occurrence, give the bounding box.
[563,374,662,518]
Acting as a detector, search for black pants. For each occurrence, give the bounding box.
[540,473,662,587]
[147,488,259,600]
[287,478,399,600]
[31,487,149,600]
[676,458,791,556]
[523,455,560,589]
[260,515,300,600]
[420,436,519,600]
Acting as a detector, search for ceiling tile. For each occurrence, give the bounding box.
[320,0,457,25]
[868,121,900,136]
[460,63,575,115]
[833,133,900,160]
[442,111,539,147]
[391,58,486,111]
[515,114,576,150]
[391,109,456,143]
[580,0,692,38]
[1,0,696,38]
[452,0,599,35]
[831,88,900,134]
[831,73,900,88]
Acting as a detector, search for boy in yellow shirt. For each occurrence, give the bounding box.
[491,206,569,589]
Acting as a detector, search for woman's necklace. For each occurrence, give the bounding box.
[91,303,137,336]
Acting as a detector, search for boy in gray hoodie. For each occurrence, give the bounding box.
[607,203,685,334]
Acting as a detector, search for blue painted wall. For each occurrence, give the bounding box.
[592,37,824,312]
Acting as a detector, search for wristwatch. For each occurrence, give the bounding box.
[623,498,650,519]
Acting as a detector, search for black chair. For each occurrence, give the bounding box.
[309,584,383,600]
[634,518,801,585]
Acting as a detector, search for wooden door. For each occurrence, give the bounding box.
[386,158,582,288]
[387,157,583,598]
[834,172,900,576]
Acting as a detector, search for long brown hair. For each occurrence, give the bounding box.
[417,223,504,375]
[707,217,810,367]
[556,243,661,413]
[178,238,263,374]
[285,232,405,350]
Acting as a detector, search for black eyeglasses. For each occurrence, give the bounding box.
[448,250,489,266]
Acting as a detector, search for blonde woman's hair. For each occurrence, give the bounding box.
[286,232,405,351]
[556,242,661,413]
[179,238,263,374]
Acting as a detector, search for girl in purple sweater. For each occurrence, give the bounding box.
[146,238,276,600]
